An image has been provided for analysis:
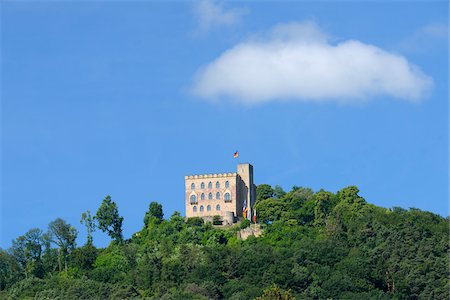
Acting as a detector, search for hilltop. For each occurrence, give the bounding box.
[1,185,448,299]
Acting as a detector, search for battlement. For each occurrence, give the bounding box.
[184,172,237,180]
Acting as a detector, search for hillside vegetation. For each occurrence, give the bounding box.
[0,185,448,299]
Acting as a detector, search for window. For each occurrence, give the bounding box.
[216,192,220,200]
[208,182,212,189]
[207,205,211,211]
[200,205,204,212]
[193,206,197,213]
[201,182,205,189]
[225,181,229,188]
[191,183,195,190]
[216,181,220,188]
[208,192,213,200]
[201,193,205,200]
[190,194,197,204]
[216,204,221,211]
[224,193,231,202]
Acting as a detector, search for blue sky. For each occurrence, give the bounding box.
[2,1,448,248]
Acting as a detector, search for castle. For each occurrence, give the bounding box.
[185,163,256,225]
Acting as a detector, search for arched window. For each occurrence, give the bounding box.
[190,194,197,204]
[216,181,220,188]
[191,183,195,190]
[200,205,204,212]
[224,193,231,202]
[201,193,205,200]
[216,204,221,211]
[193,206,197,212]
[201,182,205,189]
[207,205,211,211]
[216,192,220,200]
[225,181,229,188]
[208,192,213,200]
[208,182,212,189]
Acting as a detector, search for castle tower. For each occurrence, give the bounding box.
[237,163,256,220]
[184,163,256,223]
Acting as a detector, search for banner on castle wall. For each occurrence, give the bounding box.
[243,199,247,219]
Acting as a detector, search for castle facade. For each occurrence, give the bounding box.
[185,163,255,224]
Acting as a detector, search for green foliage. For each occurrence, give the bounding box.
[144,202,164,227]
[48,218,78,275]
[95,195,124,242]
[212,215,223,225]
[273,185,286,199]
[186,217,205,227]
[255,284,295,300]
[313,190,337,227]
[70,243,98,271]
[6,275,139,299]
[256,184,274,202]
[92,249,129,283]
[80,210,96,245]
[9,228,45,279]
[240,218,251,229]
[0,249,21,290]
[3,185,449,300]
[254,198,286,223]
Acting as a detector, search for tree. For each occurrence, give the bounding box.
[0,249,21,290]
[313,190,336,227]
[240,218,251,229]
[186,217,204,227]
[95,195,124,242]
[336,186,365,205]
[41,233,58,274]
[80,210,96,245]
[169,211,184,232]
[287,187,314,207]
[254,198,286,223]
[256,284,295,300]
[48,218,77,275]
[9,228,45,278]
[70,243,98,271]
[144,202,164,227]
[273,185,286,199]
[256,184,274,202]
[9,236,27,277]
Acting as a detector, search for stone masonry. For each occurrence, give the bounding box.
[185,163,256,224]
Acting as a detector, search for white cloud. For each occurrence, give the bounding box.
[193,0,247,34]
[192,21,433,104]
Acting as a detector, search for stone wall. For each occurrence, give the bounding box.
[185,173,238,218]
[237,224,263,240]
[184,163,255,223]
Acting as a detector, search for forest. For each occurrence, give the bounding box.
[0,184,448,299]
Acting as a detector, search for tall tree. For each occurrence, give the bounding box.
[95,195,124,242]
[256,184,274,202]
[0,249,21,290]
[9,228,45,278]
[273,185,286,199]
[80,210,96,245]
[144,202,164,226]
[313,190,336,227]
[48,218,77,275]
